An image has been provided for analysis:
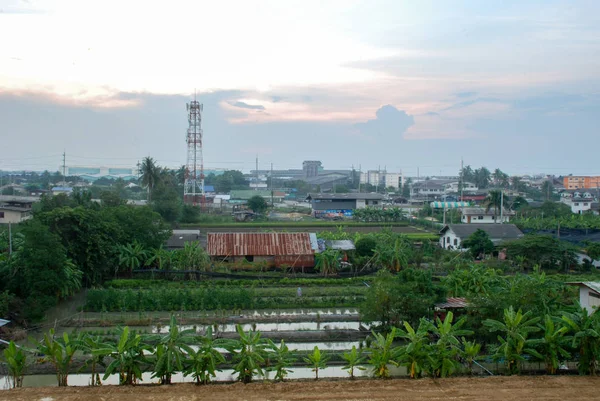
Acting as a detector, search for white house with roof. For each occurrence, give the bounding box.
[568,282,600,314]
[461,207,514,224]
[439,223,524,250]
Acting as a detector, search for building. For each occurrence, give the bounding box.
[66,165,138,182]
[360,170,403,190]
[165,229,201,250]
[410,180,477,199]
[305,173,350,192]
[229,190,286,203]
[567,282,600,314]
[0,197,35,224]
[564,176,600,190]
[51,186,73,195]
[439,223,524,250]
[206,232,317,268]
[461,207,514,224]
[306,193,385,218]
[302,161,322,178]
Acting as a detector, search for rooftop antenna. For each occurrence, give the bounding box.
[184,94,205,208]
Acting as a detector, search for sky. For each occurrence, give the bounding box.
[1,0,599,177]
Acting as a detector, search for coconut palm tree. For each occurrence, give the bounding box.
[484,190,504,223]
[139,156,160,201]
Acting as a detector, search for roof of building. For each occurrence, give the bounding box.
[440,224,524,242]
[462,207,515,216]
[324,240,356,251]
[207,232,314,256]
[307,193,385,201]
[305,174,349,185]
[204,185,215,192]
[567,282,600,295]
[0,206,31,213]
[165,232,201,248]
[435,297,469,309]
[230,190,286,200]
[51,186,73,192]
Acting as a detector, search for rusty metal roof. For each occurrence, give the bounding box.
[207,232,314,256]
[435,297,469,309]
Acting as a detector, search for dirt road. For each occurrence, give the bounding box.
[3,376,599,401]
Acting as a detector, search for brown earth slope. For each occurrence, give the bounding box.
[2,376,599,401]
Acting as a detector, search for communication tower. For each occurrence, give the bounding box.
[184,99,205,206]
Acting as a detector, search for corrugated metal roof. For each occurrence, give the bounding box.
[325,240,356,250]
[207,232,314,256]
[435,297,469,309]
[568,282,600,294]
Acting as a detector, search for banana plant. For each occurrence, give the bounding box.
[79,334,112,386]
[368,328,400,378]
[266,339,296,382]
[2,341,28,388]
[183,326,231,385]
[151,315,196,384]
[342,345,366,379]
[396,320,431,379]
[461,337,481,376]
[227,324,268,383]
[37,329,83,386]
[530,315,570,374]
[304,346,328,380]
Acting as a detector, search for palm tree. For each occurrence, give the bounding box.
[117,242,149,277]
[140,156,160,201]
[228,324,268,383]
[368,328,400,378]
[483,307,540,375]
[183,326,229,385]
[484,190,504,223]
[530,315,570,374]
[152,315,196,384]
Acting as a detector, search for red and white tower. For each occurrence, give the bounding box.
[184,99,205,206]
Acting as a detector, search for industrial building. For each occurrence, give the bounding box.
[306,193,385,219]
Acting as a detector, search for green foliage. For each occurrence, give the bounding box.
[247,195,268,214]
[151,315,195,384]
[483,307,541,375]
[315,249,341,276]
[183,326,228,385]
[462,229,495,258]
[352,207,406,222]
[530,315,570,374]
[368,328,400,378]
[355,236,377,257]
[425,312,472,378]
[342,345,366,379]
[304,346,328,380]
[2,341,28,388]
[561,306,600,375]
[228,324,268,383]
[98,326,151,385]
[396,320,430,379]
[80,334,111,386]
[117,242,149,276]
[37,329,82,386]
[505,234,577,270]
[266,339,296,381]
[461,337,482,375]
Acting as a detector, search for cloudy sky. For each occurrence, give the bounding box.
[1,0,599,176]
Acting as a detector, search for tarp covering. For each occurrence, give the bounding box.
[430,201,470,209]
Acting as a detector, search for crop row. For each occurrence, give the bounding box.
[85,288,364,312]
[105,276,375,289]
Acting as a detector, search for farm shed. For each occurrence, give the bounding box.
[567,282,600,314]
[207,232,316,268]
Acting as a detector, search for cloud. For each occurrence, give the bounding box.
[230,101,265,110]
[354,105,414,137]
[456,91,477,98]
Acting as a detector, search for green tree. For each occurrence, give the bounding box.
[561,307,600,375]
[483,307,540,375]
[2,341,28,388]
[396,320,431,379]
[152,315,195,384]
[541,180,554,201]
[401,178,412,198]
[342,345,366,379]
[100,190,125,207]
[228,324,267,383]
[314,249,341,276]
[426,312,472,378]
[151,181,182,223]
[461,229,494,259]
[117,242,148,276]
[247,195,268,214]
[266,339,296,382]
[304,346,328,380]
[140,157,160,201]
[484,190,505,221]
[355,236,377,257]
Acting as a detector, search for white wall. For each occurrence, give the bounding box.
[462,214,510,223]
[0,210,31,224]
[439,229,461,250]
[570,200,593,214]
[579,287,600,314]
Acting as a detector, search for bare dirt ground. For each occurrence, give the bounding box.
[3,376,600,401]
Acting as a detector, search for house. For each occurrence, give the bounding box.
[206,232,317,268]
[439,223,524,250]
[567,282,600,314]
[51,186,73,195]
[165,229,201,250]
[306,193,385,219]
[229,190,286,204]
[461,207,514,224]
[0,206,32,224]
[434,297,469,320]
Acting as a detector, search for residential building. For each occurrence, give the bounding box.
[439,224,524,250]
[229,190,286,203]
[567,282,600,314]
[206,232,317,268]
[564,176,600,190]
[461,207,514,224]
[0,206,32,224]
[410,180,477,199]
[568,200,599,215]
[306,193,385,218]
[360,170,403,190]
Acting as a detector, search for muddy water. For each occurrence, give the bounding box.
[1,365,410,389]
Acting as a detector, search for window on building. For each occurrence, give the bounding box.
[453,238,457,246]
[0,212,4,218]
[244,255,254,262]
[478,216,484,220]
[584,203,589,206]
[575,203,579,206]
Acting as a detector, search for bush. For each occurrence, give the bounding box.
[355,237,377,257]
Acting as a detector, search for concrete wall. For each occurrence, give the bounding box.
[579,286,600,314]
[440,229,461,250]
[462,215,510,224]
[0,209,31,224]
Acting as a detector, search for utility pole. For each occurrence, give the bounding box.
[62,151,67,187]
[358,164,362,193]
[500,189,504,224]
[460,157,464,202]
[255,155,259,191]
[270,162,274,206]
[8,222,12,256]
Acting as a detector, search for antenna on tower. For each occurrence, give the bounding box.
[184,96,205,208]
